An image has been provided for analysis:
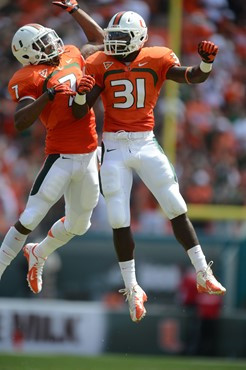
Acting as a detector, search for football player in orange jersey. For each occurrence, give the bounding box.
[0,0,104,294]
[72,11,226,322]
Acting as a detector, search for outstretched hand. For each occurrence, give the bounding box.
[198,41,218,63]
[77,75,95,95]
[52,0,79,13]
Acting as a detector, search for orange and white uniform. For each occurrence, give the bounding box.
[86,46,180,132]
[7,45,99,235]
[85,47,187,228]
[8,45,97,155]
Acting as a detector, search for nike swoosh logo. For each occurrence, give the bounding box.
[62,156,70,159]
[107,149,116,152]
[66,59,72,63]
[30,270,35,281]
[138,62,148,67]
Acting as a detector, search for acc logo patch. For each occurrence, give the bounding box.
[103,62,113,70]
[39,69,48,78]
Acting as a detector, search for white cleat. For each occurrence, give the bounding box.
[23,243,46,294]
[197,261,226,295]
[119,284,147,322]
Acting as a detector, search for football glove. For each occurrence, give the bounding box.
[77,75,95,95]
[47,83,76,100]
[52,0,79,14]
[198,41,218,63]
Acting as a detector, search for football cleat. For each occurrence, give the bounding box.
[119,284,147,322]
[197,261,226,295]
[23,243,46,294]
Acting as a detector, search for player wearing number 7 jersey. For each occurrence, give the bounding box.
[0,1,104,294]
[73,11,226,322]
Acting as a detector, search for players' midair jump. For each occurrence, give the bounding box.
[72,10,226,322]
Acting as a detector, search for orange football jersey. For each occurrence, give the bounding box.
[85,46,180,132]
[8,45,97,154]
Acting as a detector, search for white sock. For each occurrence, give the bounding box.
[0,226,28,278]
[35,218,74,259]
[119,259,138,289]
[187,245,208,273]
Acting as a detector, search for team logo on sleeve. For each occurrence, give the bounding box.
[103,61,114,70]
[39,69,48,78]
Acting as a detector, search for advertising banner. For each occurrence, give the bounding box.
[0,298,107,354]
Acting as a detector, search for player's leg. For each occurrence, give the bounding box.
[100,152,135,262]
[22,155,72,293]
[0,154,66,281]
[137,139,226,295]
[64,151,100,236]
[33,150,99,259]
[0,221,30,280]
[27,150,99,294]
[100,143,147,322]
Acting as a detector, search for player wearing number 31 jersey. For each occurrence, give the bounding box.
[86,46,180,132]
[73,11,226,323]
[0,1,104,295]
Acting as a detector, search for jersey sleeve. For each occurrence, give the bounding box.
[8,69,39,103]
[160,47,181,80]
[85,53,104,88]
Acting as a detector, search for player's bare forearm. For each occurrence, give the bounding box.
[72,101,89,118]
[72,8,104,44]
[81,43,104,59]
[167,40,218,84]
[14,93,50,131]
[52,1,104,52]
[166,65,211,84]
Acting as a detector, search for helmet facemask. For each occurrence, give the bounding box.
[30,29,64,65]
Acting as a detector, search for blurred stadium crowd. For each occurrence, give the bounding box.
[0,0,245,237]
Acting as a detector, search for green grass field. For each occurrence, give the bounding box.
[0,354,246,370]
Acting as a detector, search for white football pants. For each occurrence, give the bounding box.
[100,131,187,229]
[19,150,99,235]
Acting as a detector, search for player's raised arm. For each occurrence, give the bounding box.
[166,40,218,84]
[52,0,104,57]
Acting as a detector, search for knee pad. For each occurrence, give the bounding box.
[65,212,92,236]
[19,194,54,231]
[106,199,130,228]
[160,183,187,220]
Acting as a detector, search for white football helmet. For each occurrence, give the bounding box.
[104,11,148,57]
[11,24,64,66]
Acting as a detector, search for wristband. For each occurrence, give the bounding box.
[200,61,213,73]
[47,88,56,101]
[74,93,86,105]
[184,67,192,84]
[69,5,79,14]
